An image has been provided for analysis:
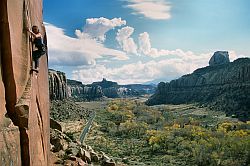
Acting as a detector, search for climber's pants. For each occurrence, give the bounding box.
[33,50,45,68]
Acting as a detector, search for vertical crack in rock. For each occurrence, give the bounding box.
[0,0,50,165]
[36,95,46,161]
[15,77,31,129]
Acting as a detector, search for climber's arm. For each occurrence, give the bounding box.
[27,28,36,36]
[26,28,41,38]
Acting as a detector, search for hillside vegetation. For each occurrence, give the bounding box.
[81,99,250,166]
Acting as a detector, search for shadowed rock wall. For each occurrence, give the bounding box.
[67,79,84,97]
[49,69,68,100]
[0,0,49,165]
[67,79,104,100]
[67,78,155,100]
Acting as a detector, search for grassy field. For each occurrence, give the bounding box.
[73,98,250,166]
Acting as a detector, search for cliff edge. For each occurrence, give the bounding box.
[0,0,49,165]
[48,69,68,100]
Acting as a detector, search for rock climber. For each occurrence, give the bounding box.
[27,25,46,73]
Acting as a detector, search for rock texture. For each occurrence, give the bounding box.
[209,51,230,66]
[67,79,104,100]
[67,79,84,97]
[103,87,119,98]
[146,57,250,121]
[49,73,155,101]
[50,129,116,165]
[49,69,68,100]
[91,78,155,98]
[122,84,156,95]
[92,79,119,98]
[92,78,119,89]
[0,0,49,165]
[67,78,156,100]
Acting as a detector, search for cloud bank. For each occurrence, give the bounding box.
[72,50,214,84]
[45,18,128,66]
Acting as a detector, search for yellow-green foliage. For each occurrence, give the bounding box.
[146,122,250,166]
[119,120,148,137]
[87,99,250,166]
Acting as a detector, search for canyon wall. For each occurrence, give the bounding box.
[49,69,68,100]
[48,73,155,101]
[146,54,250,121]
[0,0,49,165]
[67,79,104,100]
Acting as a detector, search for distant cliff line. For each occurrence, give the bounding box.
[48,69,156,101]
[146,52,250,121]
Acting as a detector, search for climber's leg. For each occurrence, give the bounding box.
[32,50,40,72]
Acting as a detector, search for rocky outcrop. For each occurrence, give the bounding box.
[147,56,250,121]
[49,74,155,101]
[103,87,119,98]
[49,69,68,100]
[122,84,156,95]
[0,0,49,165]
[50,129,116,165]
[67,78,155,100]
[92,78,155,98]
[91,79,119,98]
[83,85,104,99]
[117,87,139,97]
[209,51,230,66]
[67,79,84,97]
[67,79,104,100]
[92,78,119,89]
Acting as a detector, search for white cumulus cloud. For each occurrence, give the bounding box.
[137,32,211,61]
[82,17,126,41]
[138,32,151,55]
[125,0,171,20]
[116,26,138,54]
[45,21,128,67]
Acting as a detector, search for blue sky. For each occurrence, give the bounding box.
[43,0,250,84]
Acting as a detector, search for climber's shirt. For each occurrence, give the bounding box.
[33,37,46,55]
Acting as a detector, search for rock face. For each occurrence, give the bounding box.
[49,73,155,101]
[209,51,230,66]
[67,79,104,100]
[122,84,156,95]
[67,79,84,97]
[103,87,119,98]
[92,78,119,89]
[67,78,156,100]
[146,57,250,121]
[91,78,155,98]
[0,0,49,165]
[49,69,68,100]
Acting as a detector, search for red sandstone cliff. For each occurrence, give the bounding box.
[0,0,49,165]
